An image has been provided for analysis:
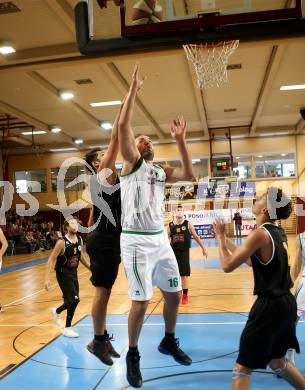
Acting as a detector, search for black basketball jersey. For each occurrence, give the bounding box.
[90,174,121,236]
[55,235,82,271]
[251,223,293,297]
[169,220,191,251]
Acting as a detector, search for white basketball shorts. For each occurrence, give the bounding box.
[121,231,181,301]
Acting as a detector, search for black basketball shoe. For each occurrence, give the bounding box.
[87,339,113,366]
[158,337,192,365]
[126,350,142,388]
[104,331,120,358]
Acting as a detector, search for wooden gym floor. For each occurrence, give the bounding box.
[0,236,298,378]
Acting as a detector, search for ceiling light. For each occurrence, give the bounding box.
[257,155,263,158]
[49,147,78,152]
[280,84,305,91]
[236,156,240,159]
[50,126,62,133]
[91,100,122,107]
[281,153,287,157]
[74,138,83,144]
[192,159,201,164]
[21,130,47,135]
[99,121,113,130]
[60,91,74,100]
[0,45,15,54]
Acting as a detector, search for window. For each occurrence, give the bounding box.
[51,166,86,192]
[15,170,47,194]
[255,153,296,178]
[233,161,251,179]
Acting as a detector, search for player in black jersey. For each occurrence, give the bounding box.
[45,218,90,337]
[214,187,305,390]
[85,101,124,366]
[168,205,207,304]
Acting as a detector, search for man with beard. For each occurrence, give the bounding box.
[118,64,194,388]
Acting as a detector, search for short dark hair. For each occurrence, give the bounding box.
[266,187,292,220]
[85,148,102,171]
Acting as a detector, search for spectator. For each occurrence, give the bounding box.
[233,211,242,239]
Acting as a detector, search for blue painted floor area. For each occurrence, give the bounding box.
[0,239,237,275]
[191,238,244,248]
[0,257,48,274]
[191,258,248,269]
[191,239,247,269]
[1,313,304,389]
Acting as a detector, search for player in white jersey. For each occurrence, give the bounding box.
[118,64,194,388]
[286,231,305,365]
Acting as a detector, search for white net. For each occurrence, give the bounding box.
[183,40,239,89]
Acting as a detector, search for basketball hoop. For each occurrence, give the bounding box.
[183,40,239,89]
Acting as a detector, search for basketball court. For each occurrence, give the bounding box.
[1,0,305,389]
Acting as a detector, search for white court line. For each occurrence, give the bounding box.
[3,270,89,308]
[0,321,304,327]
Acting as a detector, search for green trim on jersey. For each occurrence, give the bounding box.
[122,229,164,235]
[133,249,145,294]
[120,157,144,177]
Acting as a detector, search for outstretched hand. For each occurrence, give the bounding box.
[131,64,145,92]
[170,116,187,142]
[213,218,226,239]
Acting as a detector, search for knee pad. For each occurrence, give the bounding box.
[232,366,252,380]
[272,358,288,377]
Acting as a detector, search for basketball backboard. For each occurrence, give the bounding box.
[75,0,304,55]
[122,0,302,36]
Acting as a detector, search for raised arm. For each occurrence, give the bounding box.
[213,219,263,273]
[44,239,64,291]
[118,64,143,175]
[98,98,126,184]
[163,116,194,182]
[291,237,303,282]
[0,228,8,271]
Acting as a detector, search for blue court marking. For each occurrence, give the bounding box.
[0,248,89,275]
[0,239,237,274]
[0,257,48,274]
[191,239,243,248]
[190,258,248,269]
[1,313,304,390]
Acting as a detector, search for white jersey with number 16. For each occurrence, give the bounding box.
[120,158,166,233]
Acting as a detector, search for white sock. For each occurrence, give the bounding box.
[286,349,295,364]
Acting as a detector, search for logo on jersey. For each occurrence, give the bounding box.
[78,245,81,251]
[182,226,186,231]
[135,290,140,296]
